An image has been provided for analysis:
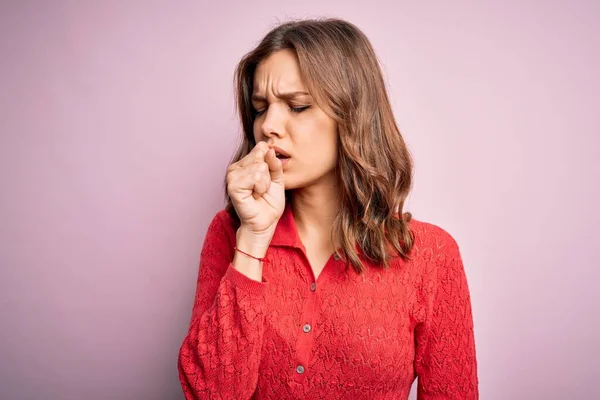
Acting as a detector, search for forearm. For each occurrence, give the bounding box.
[178,265,268,399]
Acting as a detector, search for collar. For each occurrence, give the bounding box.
[270,202,366,256]
[270,202,304,248]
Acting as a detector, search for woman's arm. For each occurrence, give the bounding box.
[415,233,479,399]
[178,211,268,400]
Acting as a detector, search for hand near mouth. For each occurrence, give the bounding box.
[226,141,286,239]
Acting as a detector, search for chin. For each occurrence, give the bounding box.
[283,181,300,190]
[282,175,305,191]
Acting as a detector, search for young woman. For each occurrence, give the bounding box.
[178,18,478,399]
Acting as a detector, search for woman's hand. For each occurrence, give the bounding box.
[227,141,286,242]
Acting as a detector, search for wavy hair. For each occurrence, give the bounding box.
[225,18,414,274]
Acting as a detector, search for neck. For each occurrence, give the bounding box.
[291,178,339,246]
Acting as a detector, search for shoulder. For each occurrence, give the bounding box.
[404,218,470,302]
[213,208,236,227]
[406,217,461,260]
[203,208,238,245]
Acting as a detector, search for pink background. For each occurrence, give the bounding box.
[1,1,598,399]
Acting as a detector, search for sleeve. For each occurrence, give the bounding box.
[414,235,479,399]
[177,211,269,400]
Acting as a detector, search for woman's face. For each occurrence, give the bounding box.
[252,49,338,191]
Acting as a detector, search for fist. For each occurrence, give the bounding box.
[226,141,286,235]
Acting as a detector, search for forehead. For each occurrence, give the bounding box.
[253,49,307,93]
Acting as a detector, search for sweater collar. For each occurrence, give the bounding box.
[270,202,304,249]
[270,202,364,256]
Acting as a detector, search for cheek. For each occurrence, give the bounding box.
[302,127,338,167]
[252,121,261,142]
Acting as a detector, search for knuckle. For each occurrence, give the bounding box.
[227,169,241,185]
[249,163,260,172]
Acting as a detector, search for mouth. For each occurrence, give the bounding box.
[270,146,291,161]
[276,154,291,166]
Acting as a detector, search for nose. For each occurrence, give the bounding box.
[259,105,285,139]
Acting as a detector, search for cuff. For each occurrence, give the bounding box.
[223,263,268,296]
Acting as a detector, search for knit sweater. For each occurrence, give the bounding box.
[178,203,478,399]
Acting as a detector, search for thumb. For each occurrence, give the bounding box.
[265,148,285,184]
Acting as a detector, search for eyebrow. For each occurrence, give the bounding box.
[251,91,311,102]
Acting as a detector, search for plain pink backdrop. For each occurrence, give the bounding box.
[1,1,598,399]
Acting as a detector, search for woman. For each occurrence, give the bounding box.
[178,18,478,399]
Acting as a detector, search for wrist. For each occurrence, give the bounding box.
[235,227,273,258]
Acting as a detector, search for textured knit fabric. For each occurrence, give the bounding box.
[178,203,478,399]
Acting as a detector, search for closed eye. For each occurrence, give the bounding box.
[290,105,310,113]
[253,105,311,117]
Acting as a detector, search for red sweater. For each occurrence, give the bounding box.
[178,204,478,399]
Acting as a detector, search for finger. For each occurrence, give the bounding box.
[239,141,269,167]
[265,148,284,184]
[228,169,261,197]
[253,165,271,195]
[227,162,269,193]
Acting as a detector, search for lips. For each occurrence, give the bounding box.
[270,146,290,159]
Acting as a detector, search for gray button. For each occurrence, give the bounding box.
[296,365,305,374]
[333,253,341,260]
[310,282,317,291]
[302,324,311,333]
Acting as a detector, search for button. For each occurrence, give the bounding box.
[302,323,311,333]
[310,282,317,291]
[296,365,305,374]
[333,253,341,260]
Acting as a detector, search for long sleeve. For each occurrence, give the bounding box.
[415,235,479,399]
[178,212,269,400]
